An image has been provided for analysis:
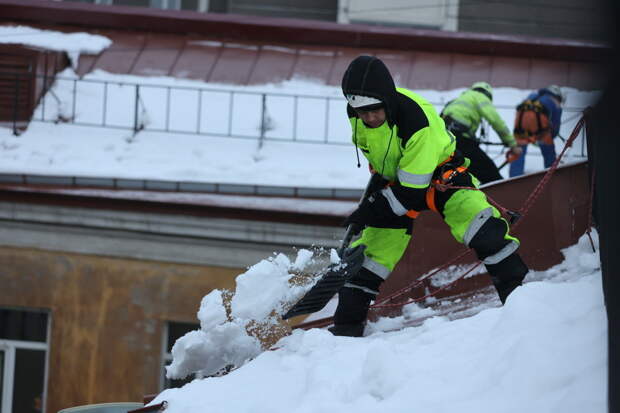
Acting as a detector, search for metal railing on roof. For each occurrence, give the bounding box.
[7,73,588,154]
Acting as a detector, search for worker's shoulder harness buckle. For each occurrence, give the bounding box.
[434,164,467,192]
[432,151,468,192]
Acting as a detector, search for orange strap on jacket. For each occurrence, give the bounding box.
[426,187,438,212]
[379,152,458,218]
[425,155,468,213]
[406,209,420,219]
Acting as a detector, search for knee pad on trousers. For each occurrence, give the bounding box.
[486,252,529,304]
[346,267,384,296]
[468,216,511,261]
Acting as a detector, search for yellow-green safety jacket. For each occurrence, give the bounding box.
[441,88,516,147]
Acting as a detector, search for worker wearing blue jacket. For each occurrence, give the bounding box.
[510,86,564,177]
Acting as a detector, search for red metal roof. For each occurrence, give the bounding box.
[0,0,610,91]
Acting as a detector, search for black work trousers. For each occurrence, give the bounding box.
[455,134,503,184]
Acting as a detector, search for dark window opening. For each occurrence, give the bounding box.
[166,321,199,353]
[181,0,199,11]
[113,0,150,6]
[162,321,200,389]
[12,349,45,413]
[0,309,48,343]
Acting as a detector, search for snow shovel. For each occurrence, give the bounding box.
[281,174,384,320]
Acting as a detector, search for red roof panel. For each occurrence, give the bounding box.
[449,53,493,89]
[207,42,258,85]
[247,45,298,85]
[567,61,607,90]
[6,4,606,92]
[528,59,570,89]
[170,39,221,81]
[290,47,335,84]
[91,31,145,74]
[375,51,414,89]
[407,51,451,90]
[488,56,531,88]
[131,33,185,77]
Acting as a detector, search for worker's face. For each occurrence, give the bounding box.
[356,107,386,128]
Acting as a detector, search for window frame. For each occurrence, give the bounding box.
[159,321,202,391]
[0,309,51,413]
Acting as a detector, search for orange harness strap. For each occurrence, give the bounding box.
[426,187,438,212]
[406,209,420,219]
[385,152,458,217]
[426,155,468,213]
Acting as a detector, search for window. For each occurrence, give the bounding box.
[0,308,49,413]
[160,321,201,390]
[61,0,208,11]
[113,0,150,6]
[61,0,113,4]
[180,0,200,11]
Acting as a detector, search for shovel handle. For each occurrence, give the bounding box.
[337,174,385,257]
[337,224,361,257]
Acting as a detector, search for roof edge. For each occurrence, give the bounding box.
[0,0,611,62]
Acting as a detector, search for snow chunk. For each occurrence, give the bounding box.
[231,253,295,320]
[197,290,228,331]
[292,248,314,270]
[166,325,261,380]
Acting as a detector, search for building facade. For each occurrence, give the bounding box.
[59,0,611,41]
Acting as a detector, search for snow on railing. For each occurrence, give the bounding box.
[8,73,589,158]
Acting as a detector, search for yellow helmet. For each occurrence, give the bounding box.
[471,81,493,100]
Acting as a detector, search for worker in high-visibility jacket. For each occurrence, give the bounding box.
[441,82,522,184]
[332,55,529,337]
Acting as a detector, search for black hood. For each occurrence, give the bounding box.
[341,55,398,124]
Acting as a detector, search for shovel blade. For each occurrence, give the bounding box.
[282,266,347,320]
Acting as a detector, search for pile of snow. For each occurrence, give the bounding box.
[0,25,112,68]
[154,231,606,412]
[166,247,340,379]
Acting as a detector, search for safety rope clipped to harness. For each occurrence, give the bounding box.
[427,157,522,225]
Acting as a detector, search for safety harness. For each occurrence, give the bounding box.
[393,152,469,218]
[513,98,551,144]
[425,152,468,213]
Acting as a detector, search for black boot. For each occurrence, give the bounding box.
[328,287,373,337]
[486,252,529,304]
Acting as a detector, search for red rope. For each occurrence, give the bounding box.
[512,115,586,231]
[370,113,588,311]
[372,261,482,309]
[373,248,474,307]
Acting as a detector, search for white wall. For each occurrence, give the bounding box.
[338,0,458,31]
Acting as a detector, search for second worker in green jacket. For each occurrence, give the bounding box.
[441,82,522,184]
[330,55,529,337]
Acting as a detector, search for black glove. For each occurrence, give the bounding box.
[339,244,366,277]
[343,190,412,233]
